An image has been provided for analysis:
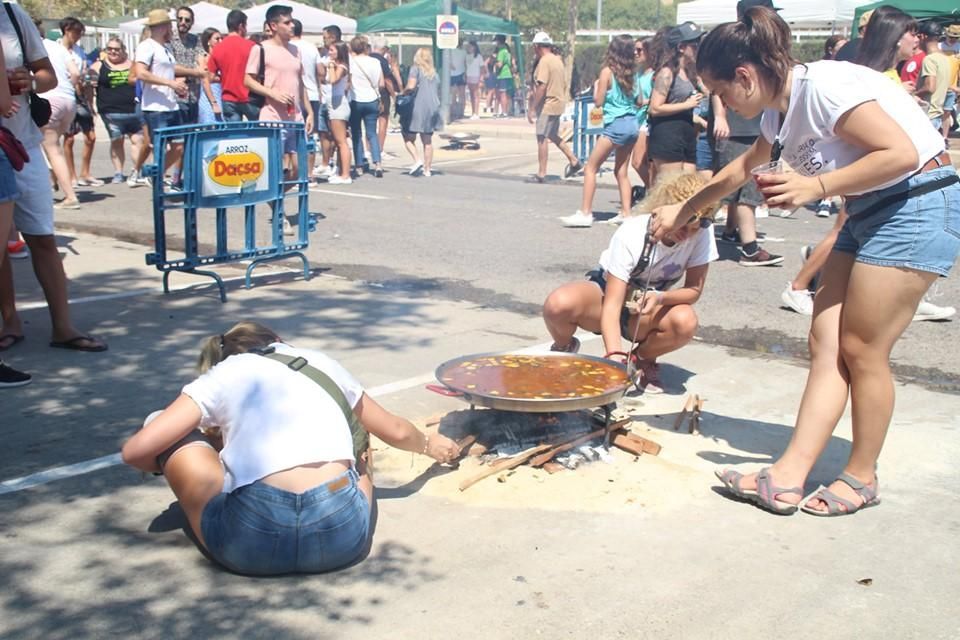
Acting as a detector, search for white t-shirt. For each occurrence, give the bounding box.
[465,52,484,81]
[181,343,365,493]
[292,39,321,102]
[598,214,718,291]
[760,61,945,195]
[0,2,47,147]
[317,54,331,104]
[40,40,77,100]
[449,47,467,76]
[135,38,178,112]
[349,55,382,103]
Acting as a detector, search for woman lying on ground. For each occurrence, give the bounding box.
[651,8,959,516]
[544,173,719,393]
[121,322,461,575]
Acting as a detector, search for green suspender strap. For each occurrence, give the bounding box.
[262,352,369,460]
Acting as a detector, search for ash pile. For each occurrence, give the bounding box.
[432,408,662,491]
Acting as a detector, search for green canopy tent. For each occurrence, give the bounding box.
[357,0,523,120]
[852,0,959,38]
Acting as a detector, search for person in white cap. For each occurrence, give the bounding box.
[527,31,580,183]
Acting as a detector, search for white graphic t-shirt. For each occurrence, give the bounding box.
[760,61,944,195]
[599,214,718,291]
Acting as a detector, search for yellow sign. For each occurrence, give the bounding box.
[207,151,265,187]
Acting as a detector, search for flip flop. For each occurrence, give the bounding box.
[0,334,24,352]
[716,467,802,515]
[49,334,108,352]
[800,472,881,517]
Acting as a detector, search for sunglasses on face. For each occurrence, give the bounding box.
[177,16,193,23]
[106,47,122,52]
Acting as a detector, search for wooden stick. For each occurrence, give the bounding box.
[529,417,632,468]
[673,394,695,431]
[612,433,645,456]
[688,394,702,434]
[458,444,553,491]
[620,432,661,456]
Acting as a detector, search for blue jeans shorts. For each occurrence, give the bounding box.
[143,109,183,140]
[0,150,20,204]
[310,100,328,134]
[695,133,714,172]
[201,467,370,575]
[835,166,960,276]
[602,115,639,147]
[101,112,144,140]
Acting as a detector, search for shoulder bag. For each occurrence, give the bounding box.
[3,2,51,128]
[248,44,266,109]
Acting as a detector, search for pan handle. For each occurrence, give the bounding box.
[426,384,464,397]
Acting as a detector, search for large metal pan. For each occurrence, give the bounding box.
[428,351,630,413]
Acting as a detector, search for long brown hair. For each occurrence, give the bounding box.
[604,34,637,97]
[197,321,279,373]
[696,7,797,96]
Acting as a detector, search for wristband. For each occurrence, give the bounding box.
[422,434,430,455]
[817,175,827,198]
[30,76,37,93]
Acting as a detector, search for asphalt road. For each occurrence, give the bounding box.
[54,130,960,391]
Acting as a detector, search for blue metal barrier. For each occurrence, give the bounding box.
[572,94,603,164]
[144,121,315,302]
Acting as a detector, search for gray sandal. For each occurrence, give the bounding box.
[715,467,802,515]
[801,472,880,517]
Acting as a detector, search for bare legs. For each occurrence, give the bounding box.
[726,252,935,511]
[630,131,649,189]
[467,82,480,116]
[543,281,697,357]
[579,137,634,218]
[790,208,847,291]
[420,133,433,174]
[329,119,352,179]
[536,133,578,179]
[40,128,80,204]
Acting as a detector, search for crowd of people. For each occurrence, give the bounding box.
[2,0,960,572]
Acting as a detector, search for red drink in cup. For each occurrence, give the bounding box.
[750,160,785,201]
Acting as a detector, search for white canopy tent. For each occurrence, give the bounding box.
[117,2,230,35]
[676,0,862,31]
[243,1,356,36]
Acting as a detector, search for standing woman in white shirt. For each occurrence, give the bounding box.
[348,36,384,177]
[464,40,485,119]
[653,7,959,517]
[122,321,461,575]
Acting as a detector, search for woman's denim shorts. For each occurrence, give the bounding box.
[201,467,370,575]
[602,115,639,147]
[835,166,960,276]
[0,150,20,204]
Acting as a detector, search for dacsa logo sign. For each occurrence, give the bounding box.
[438,20,457,35]
[208,151,265,187]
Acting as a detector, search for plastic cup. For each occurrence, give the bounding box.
[751,160,785,187]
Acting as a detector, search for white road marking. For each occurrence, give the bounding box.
[308,189,387,200]
[432,152,536,167]
[0,333,601,495]
[18,266,304,311]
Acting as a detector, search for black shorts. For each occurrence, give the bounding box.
[451,73,466,86]
[586,269,632,338]
[647,119,697,164]
[70,100,95,134]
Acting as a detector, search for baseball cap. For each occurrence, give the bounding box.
[666,22,704,49]
[737,0,781,16]
[532,31,553,45]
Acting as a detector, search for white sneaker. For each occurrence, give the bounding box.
[606,213,624,225]
[408,161,423,175]
[800,245,812,263]
[755,205,769,218]
[282,218,295,236]
[781,283,814,315]
[470,114,480,120]
[559,211,594,228]
[816,200,831,218]
[328,175,353,185]
[422,170,432,177]
[912,300,956,322]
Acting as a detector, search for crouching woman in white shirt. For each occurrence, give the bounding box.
[122,321,461,575]
[543,173,719,394]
